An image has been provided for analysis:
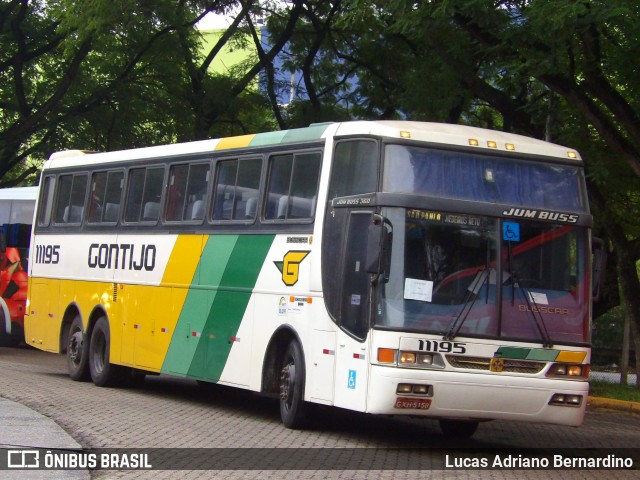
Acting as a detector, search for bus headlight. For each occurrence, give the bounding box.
[376,348,445,369]
[547,363,589,380]
[400,351,416,364]
[417,353,433,365]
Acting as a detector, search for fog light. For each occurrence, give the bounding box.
[412,384,429,395]
[566,395,582,405]
[397,383,413,394]
[549,393,583,407]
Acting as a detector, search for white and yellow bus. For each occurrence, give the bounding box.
[26,121,595,436]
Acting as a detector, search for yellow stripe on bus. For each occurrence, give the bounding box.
[162,235,206,285]
[214,134,255,150]
[119,235,207,371]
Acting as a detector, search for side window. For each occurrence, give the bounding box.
[54,173,88,225]
[329,140,378,200]
[124,166,164,223]
[264,151,321,221]
[212,158,261,221]
[37,176,55,227]
[166,162,210,222]
[88,171,124,224]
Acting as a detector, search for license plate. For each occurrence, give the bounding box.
[394,397,432,410]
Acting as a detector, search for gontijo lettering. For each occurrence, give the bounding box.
[88,243,156,271]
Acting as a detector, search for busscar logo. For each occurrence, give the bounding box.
[274,251,310,286]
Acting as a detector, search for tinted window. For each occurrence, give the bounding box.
[166,162,210,222]
[54,174,88,224]
[87,170,124,223]
[212,158,261,221]
[329,140,378,200]
[124,167,164,223]
[37,176,55,226]
[265,152,321,220]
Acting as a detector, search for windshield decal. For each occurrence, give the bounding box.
[502,222,521,241]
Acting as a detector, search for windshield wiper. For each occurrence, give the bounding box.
[443,267,491,341]
[512,273,553,348]
[505,242,553,348]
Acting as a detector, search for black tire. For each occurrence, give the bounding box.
[89,316,125,387]
[279,340,308,429]
[0,314,23,347]
[67,315,90,381]
[439,419,479,439]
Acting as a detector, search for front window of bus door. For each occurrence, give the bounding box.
[340,211,376,339]
[377,208,498,337]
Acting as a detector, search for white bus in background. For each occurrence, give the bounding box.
[0,186,37,346]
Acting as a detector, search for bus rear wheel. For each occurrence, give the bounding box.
[89,316,125,387]
[67,315,90,381]
[279,340,308,429]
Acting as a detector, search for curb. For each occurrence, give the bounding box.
[588,396,640,414]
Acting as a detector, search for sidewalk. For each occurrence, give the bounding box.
[0,394,638,479]
[0,397,89,479]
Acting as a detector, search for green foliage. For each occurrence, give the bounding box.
[589,380,640,401]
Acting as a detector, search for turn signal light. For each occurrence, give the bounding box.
[377,348,396,363]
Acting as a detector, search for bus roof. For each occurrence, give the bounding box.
[0,186,38,200]
[44,121,582,170]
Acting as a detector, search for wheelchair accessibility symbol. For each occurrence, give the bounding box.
[348,370,357,389]
[503,222,520,242]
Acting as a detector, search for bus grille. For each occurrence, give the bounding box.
[446,355,546,374]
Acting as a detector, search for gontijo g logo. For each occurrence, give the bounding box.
[274,251,310,286]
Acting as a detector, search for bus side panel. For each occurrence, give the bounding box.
[161,234,237,377]
[26,277,60,352]
[162,234,274,385]
[118,234,206,372]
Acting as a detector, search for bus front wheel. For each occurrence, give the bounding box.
[279,340,308,429]
[67,315,90,381]
[89,316,124,387]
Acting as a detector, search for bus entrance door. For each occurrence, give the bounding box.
[333,211,375,412]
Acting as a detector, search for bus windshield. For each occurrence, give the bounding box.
[376,208,589,345]
[383,144,587,212]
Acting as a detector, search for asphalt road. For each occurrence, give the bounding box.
[1,346,638,479]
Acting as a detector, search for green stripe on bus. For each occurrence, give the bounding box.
[494,347,530,359]
[161,235,238,376]
[248,124,329,147]
[495,346,560,361]
[249,130,288,147]
[187,234,274,381]
[526,349,559,361]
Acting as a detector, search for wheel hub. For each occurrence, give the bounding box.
[280,364,294,401]
[68,331,83,363]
